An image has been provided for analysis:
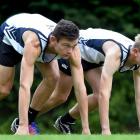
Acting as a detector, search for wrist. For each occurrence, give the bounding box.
[82,128,91,135]
[102,129,111,135]
[19,121,28,127]
[82,123,90,131]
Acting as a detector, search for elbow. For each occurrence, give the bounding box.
[75,86,87,97]
[19,83,30,93]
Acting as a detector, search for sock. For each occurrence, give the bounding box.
[28,107,39,124]
[61,112,76,124]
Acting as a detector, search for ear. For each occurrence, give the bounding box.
[50,35,57,42]
[132,48,139,57]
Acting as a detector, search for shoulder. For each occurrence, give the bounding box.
[22,31,40,46]
[103,41,121,54]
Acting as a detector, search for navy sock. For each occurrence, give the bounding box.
[28,107,39,124]
[61,112,76,124]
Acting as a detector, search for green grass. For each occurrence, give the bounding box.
[0,134,140,140]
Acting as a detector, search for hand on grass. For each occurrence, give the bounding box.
[82,128,91,135]
[102,129,111,135]
[15,125,29,135]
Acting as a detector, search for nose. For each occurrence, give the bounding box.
[67,48,73,55]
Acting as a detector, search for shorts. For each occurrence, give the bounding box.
[58,58,71,76]
[58,58,103,76]
[0,41,22,67]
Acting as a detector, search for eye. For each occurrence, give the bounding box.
[64,44,70,48]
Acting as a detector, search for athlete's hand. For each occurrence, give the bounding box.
[15,125,29,135]
[82,128,91,135]
[102,129,111,135]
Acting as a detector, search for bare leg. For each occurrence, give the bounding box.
[30,60,59,111]
[39,71,73,115]
[0,65,15,100]
[69,67,102,119]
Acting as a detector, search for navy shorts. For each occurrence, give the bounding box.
[0,41,22,67]
[58,58,103,76]
[58,58,71,76]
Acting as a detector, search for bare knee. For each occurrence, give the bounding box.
[50,73,60,83]
[45,72,60,83]
[49,93,68,105]
[93,93,98,99]
[43,75,60,90]
[0,86,12,98]
[58,95,68,104]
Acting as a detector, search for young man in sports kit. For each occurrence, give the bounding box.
[11,28,140,135]
[54,29,140,135]
[0,13,90,135]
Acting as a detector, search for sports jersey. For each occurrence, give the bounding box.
[0,13,57,63]
[58,28,139,76]
[79,28,139,72]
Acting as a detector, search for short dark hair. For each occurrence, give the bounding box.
[52,19,79,41]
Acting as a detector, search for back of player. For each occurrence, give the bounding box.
[79,28,135,72]
[0,13,57,63]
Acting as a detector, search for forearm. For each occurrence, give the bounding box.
[75,87,89,130]
[135,94,140,127]
[18,86,30,126]
[133,70,140,128]
[98,72,113,135]
[98,92,110,131]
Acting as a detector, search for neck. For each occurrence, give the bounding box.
[125,55,135,66]
[46,44,56,54]
[45,35,57,54]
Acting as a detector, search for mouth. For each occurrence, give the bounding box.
[62,54,69,59]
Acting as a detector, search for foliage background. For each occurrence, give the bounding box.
[0,0,140,134]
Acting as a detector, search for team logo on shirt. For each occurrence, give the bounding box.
[78,37,88,45]
[62,64,68,69]
[4,26,16,40]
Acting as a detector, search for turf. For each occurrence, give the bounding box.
[0,134,140,140]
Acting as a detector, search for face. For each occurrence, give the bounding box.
[55,38,78,59]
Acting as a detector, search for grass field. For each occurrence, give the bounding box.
[0,134,140,140]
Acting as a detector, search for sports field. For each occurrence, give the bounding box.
[0,134,140,140]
